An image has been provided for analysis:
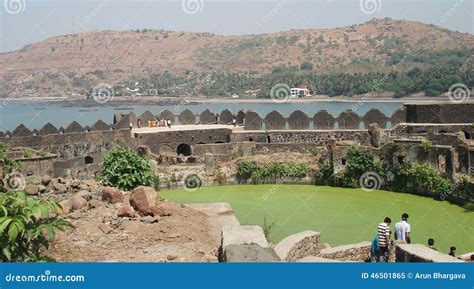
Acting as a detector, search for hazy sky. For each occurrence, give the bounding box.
[0,0,472,52]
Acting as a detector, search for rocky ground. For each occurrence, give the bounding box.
[24,176,220,262]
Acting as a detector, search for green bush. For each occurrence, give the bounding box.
[236,161,259,181]
[315,163,334,186]
[463,202,474,212]
[237,161,309,183]
[344,145,386,187]
[0,143,20,176]
[0,190,73,262]
[99,146,156,191]
[397,161,451,195]
[420,140,433,153]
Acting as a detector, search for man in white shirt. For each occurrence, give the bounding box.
[394,213,411,244]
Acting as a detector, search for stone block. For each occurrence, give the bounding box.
[395,244,464,262]
[274,230,320,262]
[224,244,280,262]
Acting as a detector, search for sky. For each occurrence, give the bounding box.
[0,0,472,52]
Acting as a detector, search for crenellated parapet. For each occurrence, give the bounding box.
[241,108,404,130]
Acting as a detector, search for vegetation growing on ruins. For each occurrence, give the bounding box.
[99,146,156,191]
[420,140,433,153]
[0,143,20,174]
[237,161,309,184]
[313,145,473,204]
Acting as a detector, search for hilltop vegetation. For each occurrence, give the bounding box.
[0,18,472,98]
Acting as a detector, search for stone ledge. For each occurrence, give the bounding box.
[224,245,280,262]
[318,241,371,262]
[396,244,465,262]
[221,225,269,249]
[296,256,342,263]
[274,230,320,262]
[185,202,234,216]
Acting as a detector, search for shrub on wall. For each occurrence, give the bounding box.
[0,143,20,177]
[99,146,156,191]
[420,140,433,153]
[343,145,386,188]
[314,163,334,186]
[236,161,309,183]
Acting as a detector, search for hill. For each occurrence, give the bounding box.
[0,18,472,98]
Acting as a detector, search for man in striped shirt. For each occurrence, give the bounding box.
[377,217,392,262]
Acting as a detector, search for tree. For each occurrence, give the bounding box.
[300,61,314,71]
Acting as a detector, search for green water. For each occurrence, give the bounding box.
[161,185,474,255]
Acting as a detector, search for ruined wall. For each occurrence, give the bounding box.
[395,244,464,262]
[267,131,372,146]
[243,109,396,130]
[0,120,132,178]
[135,128,232,155]
[405,103,474,124]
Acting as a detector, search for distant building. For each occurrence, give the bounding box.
[291,87,311,98]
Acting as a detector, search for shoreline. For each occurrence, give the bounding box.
[0,95,464,106]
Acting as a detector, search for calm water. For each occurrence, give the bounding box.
[0,100,403,131]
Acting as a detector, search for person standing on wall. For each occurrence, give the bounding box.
[394,213,411,244]
[377,217,392,262]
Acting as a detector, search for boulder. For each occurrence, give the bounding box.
[71,195,88,210]
[53,182,67,194]
[150,203,173,217]
[37,185,47,194]
[98,224,113,235]
[140,215,158,224]
[274,230,320,262]
[41,175,51,186]
[117,205,135,218]
[76,190,92,201]
[102,186,124,204]
[130,186,157,216]
[88,199,102,209]
[25,184,39,196]
[59,199,73,215]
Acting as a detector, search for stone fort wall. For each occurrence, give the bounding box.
[112,107,407,130]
